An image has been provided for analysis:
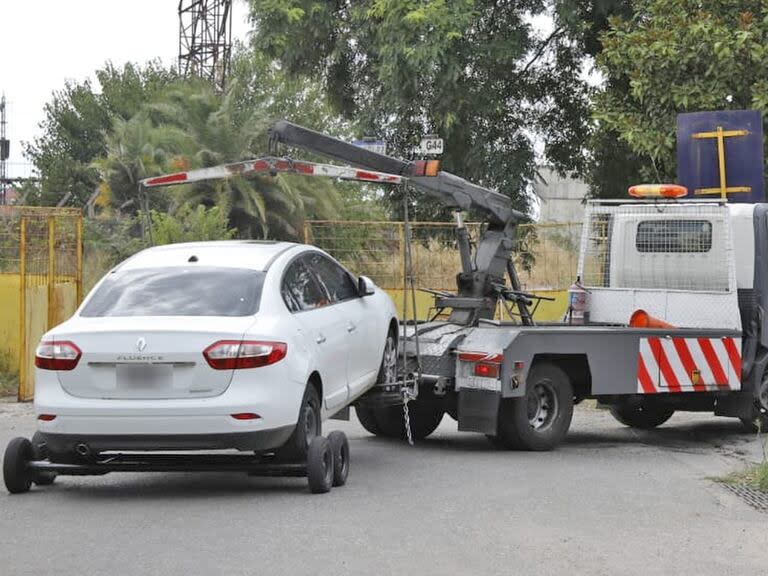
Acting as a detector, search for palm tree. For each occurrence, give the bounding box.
[145,80,340,240]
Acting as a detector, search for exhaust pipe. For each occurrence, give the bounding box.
[75,443,91,459]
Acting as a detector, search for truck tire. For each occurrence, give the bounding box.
[740,414,768,433]
[609,404,674,429]
[370,402,444,441]
[493,363,574,451]
[354,405,382,435]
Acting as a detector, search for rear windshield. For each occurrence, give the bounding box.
[81,267,265,317]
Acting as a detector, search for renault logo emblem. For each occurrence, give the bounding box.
[136,337,147,352]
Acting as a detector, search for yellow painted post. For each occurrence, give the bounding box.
[47,216,56,328]
[399,222,407,318]
[716,126,727,200]
[18,217,27,402]
[76,215,83,304]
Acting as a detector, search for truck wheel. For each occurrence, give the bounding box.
[276,384,321,462]
[328,431,350,487]
[355,405,381,435]
[609,404,674,429]
[494,364,574,451]
[739,414,768,433]
[4,437,34,494]
[306,436,333,494]
[374,402,444,441]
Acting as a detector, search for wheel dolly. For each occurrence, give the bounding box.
[3,432,350,495]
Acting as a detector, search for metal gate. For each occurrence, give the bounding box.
[0,206,83,400]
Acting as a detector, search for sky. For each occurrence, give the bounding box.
[0,0,251,179]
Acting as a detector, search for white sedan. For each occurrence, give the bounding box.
[33,241,398,462]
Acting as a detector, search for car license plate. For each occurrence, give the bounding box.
[116,364,172,389]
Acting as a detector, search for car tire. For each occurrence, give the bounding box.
[609,404,675,429]
[277,384,321,462]
[4,437,35,494]
[328,431,350,487]
[306,436,333,494]
[494,363,574,451]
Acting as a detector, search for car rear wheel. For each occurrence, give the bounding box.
[276,383,321,462]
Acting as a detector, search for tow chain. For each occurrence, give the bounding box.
[402,374,418,446]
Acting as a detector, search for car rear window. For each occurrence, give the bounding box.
[80,267,265,317]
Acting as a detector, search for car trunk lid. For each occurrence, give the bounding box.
[54,316,255,399]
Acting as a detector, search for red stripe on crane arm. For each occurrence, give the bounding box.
[697,338,729,388]
[142,172,189,187]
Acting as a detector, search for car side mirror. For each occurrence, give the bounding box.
[358,276,375,297]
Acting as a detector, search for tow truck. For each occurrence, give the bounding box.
[139,121,768,451]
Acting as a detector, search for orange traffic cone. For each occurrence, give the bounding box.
[629,309,676,329]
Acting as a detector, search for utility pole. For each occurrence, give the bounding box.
[178,0,233,92]
[0,95,9,205]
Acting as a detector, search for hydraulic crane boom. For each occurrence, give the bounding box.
[268,121,534,325]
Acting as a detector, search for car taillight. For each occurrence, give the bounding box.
[35,340,81,371]
[203,340,287,370]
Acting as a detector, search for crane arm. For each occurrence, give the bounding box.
[268,121,524,227]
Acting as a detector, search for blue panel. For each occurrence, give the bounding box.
[676,110,764,203]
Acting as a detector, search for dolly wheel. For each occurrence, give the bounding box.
[4,437,35,494]
[307,436,333,494]
[328,431,350,487]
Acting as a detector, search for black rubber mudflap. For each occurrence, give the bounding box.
[457,389,500,435]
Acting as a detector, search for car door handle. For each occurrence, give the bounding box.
[347,323,357,333]
[316,334,327,344]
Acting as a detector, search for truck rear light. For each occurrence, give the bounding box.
[474,363,499,378]
[35,341,82,371]
[203,340,287,370]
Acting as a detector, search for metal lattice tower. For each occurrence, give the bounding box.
[0,95,8,205]
[178,0,233,92]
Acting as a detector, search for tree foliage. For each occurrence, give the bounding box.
[248,0,593,218]
[595,0,768,182]
[24,61,177,206]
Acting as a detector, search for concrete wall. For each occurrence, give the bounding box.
[534,166,589,223]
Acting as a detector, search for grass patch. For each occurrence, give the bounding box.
[720,462,768,492]
[0,348,18,398]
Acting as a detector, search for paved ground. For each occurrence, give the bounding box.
[1,401,766,576]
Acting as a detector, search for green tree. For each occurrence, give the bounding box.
[148,205,237,244]
[595,0,768,183]
[248,0,592,218]
[142,79,340,239]
[24,61,177,206]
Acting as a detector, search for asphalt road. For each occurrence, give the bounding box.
[1,401,766,576]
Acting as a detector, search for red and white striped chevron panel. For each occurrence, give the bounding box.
[637,337,741,393]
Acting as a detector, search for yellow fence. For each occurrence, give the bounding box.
[305,220,581,321]
[0,207,83,400]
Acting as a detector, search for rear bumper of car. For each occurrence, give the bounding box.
[33,365,306,453]
[36,425,295,456]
